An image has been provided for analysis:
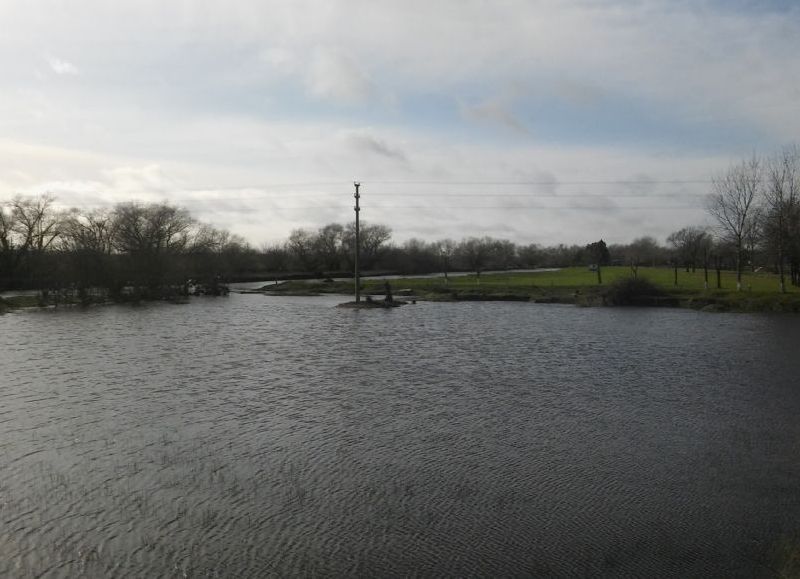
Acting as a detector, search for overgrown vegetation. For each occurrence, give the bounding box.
[604,277,666,306]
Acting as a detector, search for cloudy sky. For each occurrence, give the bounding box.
[1,0,798,246]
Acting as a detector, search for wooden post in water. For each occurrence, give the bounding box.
[354,182,361,303]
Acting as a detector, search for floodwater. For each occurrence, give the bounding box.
[2,295,800,577]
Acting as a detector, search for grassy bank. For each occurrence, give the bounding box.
[262,267,800,312]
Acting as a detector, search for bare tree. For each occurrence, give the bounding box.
[260,243,290,273]
[0,200,17,253]
[492,239,517,270]
[0,200,22,288]
[343,222,392,270]
[314,223,345,272]
[7,194,66,290]
[11,194,63,252]
[667,226,711,273]
[112,202,194,293]
[62,208,116,254]
[113,202,192,254]
[286,228,317,271]
[764,145,800,292]
[435,238,457,281]
[707,156,763,290]
[458,237,494,280]
[60,208,117,295]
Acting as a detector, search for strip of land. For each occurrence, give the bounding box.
[260,266,800,313]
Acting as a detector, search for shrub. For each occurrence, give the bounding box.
[605,277,664,306]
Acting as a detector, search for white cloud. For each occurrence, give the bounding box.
[102,164,179,195]
[46,56,78,75]
[0,1,797,246]
[306,48,374,105]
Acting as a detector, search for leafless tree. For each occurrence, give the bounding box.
[707,156,763,290]
[11,194,63,252]
[457,237,495,279]
[112,202,193,254]
[435,238,457,280]
[666,226,711,273]
[260,242,290,272]
[764,145,800,292]
[112,202,195,292]
[286,228,317,271]
[623,236,664,268]
[314,223,345,271]
[343,222,392,270]
[62,208,116,254]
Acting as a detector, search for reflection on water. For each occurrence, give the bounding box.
[2,296,800,577]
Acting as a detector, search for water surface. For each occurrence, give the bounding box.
[2,296,800,577]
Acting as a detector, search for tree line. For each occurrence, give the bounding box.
[1,145,797,298]
[707,146,800,291]
[0,196,254,298]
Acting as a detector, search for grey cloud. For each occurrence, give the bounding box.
[346,133,408,162]
[460,97,530,135]
[621,173,656,196]
[551,77,603,107]
[182,198,259,216]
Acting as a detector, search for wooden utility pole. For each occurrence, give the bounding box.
[354,182,361,303]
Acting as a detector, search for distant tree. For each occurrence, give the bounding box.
[12,194,63,253]
[708,156,763,290]
[585,239,610,265]
[625,236,664,268]
[9,194,65,290]
[188,224,253,280]
[666,226,710,273]
[457,237,494,279]
[286,228,317,271]
[517,243,542,268]
[0,199,23,289]
[764,146,800,291]
[63,208,116,255]
[313,223,345,272]
[113,202,193,254]
[491,239,517,270]
[112,202,194,294]
[260,243,290,272]
[435,238,457,280]
[61,208,117,295]
[397,238,440,274]
[342,222,392,270]
[585,239,610,284]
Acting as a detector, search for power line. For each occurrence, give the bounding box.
[365,191,707,198]
[263,204,704,211]
[165,179,713,190]
[365,179,713,185]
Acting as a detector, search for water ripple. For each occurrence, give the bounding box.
[2,296,800,576]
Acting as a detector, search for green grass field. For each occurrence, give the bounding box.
[364,266,798,295]
[276,266,799,311]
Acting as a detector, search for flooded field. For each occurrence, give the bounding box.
[2,295,800,577]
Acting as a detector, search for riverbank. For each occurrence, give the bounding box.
[4,266,800,313]
[259,266,800,313]
[0,293,187,313]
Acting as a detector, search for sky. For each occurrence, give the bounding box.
[1,0,799,247]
